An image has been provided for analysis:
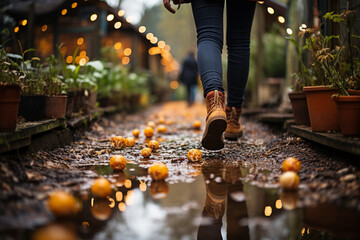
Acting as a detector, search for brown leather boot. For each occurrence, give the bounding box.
[224,106,243,140]
[201,90,227,150]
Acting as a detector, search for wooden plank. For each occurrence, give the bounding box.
[258,113,294,123]
[0,137,31,153]
[288,124,360,156]
[0,119,66,145]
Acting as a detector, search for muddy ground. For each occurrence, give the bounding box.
[1,101,360,235]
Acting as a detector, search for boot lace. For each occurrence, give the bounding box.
[208,91,224,112]
[227,107,240,126]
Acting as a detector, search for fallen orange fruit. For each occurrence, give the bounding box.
[148,162,169,181]
[132,129,140,138]
[125,137,135,147]
[144,127,154,138]
[110,136,125,149]
[141,147,152,157]
[157,125,167,133]
[47,190,78,217]
[187,149,202,162]
[148,140,159,150]
[279,171,300,191]
[91,178,112,198]
[193,120,201,129]
[109,155,127,171]
[281,157,301,173]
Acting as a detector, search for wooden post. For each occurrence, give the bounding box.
[27,2,35,54]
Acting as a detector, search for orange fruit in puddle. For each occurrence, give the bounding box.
[91,178,112,198]
[47,190,78,217]
[132,129,140,138]
[148,162,169,181]
[149,181,169,199]
[109,155,127,171]
[32,223,77,240]
[187,149,202,162]
[91,198,113,221]
[141,147,152,157]
[144,127,154,138]
[281,157,301,173]
[279,171,300,191]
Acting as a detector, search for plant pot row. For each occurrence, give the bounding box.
[289,86,360,136]
[0,86,98,133]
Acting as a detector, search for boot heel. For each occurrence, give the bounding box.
[201,116,227,150]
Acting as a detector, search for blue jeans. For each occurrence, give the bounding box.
[191,0,256,108]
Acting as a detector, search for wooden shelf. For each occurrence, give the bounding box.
[287,123,360,156]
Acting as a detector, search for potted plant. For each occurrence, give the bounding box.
[43,55,68,119]
[15,46,47,121]
[325,9,360,136]
[295,22,344,132]
[0,44,23,132]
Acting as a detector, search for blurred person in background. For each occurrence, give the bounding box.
[179,50,199,106]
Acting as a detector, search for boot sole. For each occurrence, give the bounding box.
[201,116,227,150]
[224,131,243,141]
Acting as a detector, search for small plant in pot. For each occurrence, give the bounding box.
[14,45,47,122]
[43,54,68,119]
[0,42,23,132]
[324,9,360,136]
[295,23,346,132]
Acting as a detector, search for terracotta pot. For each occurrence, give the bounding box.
[288,92,310,125]
[65,91,74,118]
[348,89,360,96]
[303,86,340,132]
[0,85,21,132]
[45,95,67,119]
[19,95,47,121]
[334,95,360,136]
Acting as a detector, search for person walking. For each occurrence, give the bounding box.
[180,51,199,106]
[163,0,256,150]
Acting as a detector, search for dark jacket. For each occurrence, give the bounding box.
[180,53,198,86]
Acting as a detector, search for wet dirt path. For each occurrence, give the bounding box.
[1,101,360,239]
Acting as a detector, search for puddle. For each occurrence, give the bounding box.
[20,164,360,240]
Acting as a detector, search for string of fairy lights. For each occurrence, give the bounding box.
[12,0,178,72]
[12,1,291,74]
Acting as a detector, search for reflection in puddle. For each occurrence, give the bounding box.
[29,163,360,240]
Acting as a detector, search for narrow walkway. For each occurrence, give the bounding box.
[1,101,359,238]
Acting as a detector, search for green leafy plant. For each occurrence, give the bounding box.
[0,29,24,87]
[288,8,359,95]
[43,54,66,95]
[286,36,314,92]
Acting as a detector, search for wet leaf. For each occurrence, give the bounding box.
[340,174,356,182]
[25,170,43,181]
